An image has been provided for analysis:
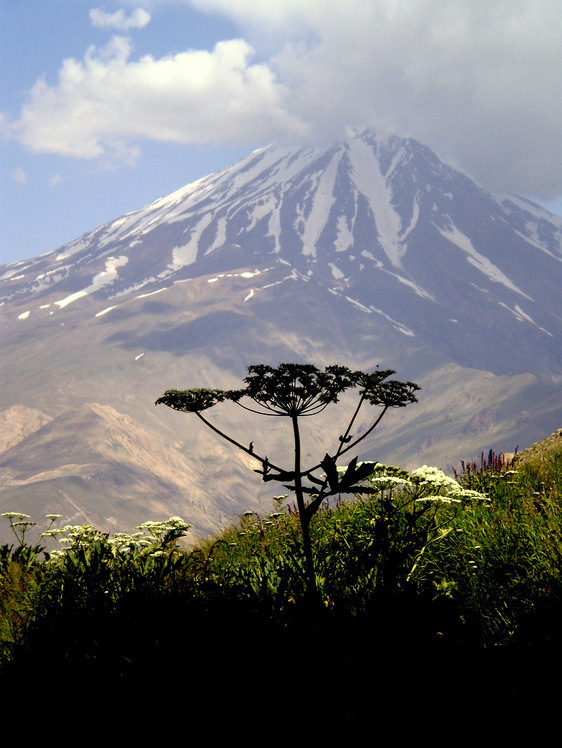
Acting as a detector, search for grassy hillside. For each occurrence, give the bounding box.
[0,432,560,735]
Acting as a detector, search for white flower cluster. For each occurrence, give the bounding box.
[37,515,192,560]
[331,462,490,503]
[137,516,192,538]
[1,511,31,520]
[410,465,461,489]
[410,465,489,502]
[369,475,410,489]
[111,516,192,554]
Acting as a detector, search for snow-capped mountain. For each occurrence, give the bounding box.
[1,128,561,541]
[3,127,561,374]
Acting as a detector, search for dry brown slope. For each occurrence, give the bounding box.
[512,427,562,466]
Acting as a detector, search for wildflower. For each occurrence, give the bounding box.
[155,388,232,413]
[1,511,30,520]
[39,529,63,539]
[370,475,409,487]
[46,549,66,562]
[415,496,462,504]
[410,465,488,501]
[410,465,460,489]
[240,363,360,417]
[448,486,489,501]
[137,520,159,530]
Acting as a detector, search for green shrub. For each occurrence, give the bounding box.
[1,446,561,699]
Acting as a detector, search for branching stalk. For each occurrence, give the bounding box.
[156,362,419,600]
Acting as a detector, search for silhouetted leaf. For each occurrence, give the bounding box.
[155,388,227,413]
[262,470,296,482]
[320,453,340,493]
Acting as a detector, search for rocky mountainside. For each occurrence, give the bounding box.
[1,127,561,543]
[512,427,562,466]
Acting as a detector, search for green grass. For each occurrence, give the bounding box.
[1,447,561,733]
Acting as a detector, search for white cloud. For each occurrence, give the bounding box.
[49,174,63,187]
[187,0,562,200]
[90,8,151,31]
[10,35,308,163]
[5,0,562,201]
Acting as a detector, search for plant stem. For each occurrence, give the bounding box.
[195,412,285,474]
[291,414,317,599]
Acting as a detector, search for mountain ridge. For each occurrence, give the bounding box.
[1,127,561,542]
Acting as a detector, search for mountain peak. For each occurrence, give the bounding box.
[1,129,561,539]
[2,129,560,373]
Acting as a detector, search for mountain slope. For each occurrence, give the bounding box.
[1,127,561,542]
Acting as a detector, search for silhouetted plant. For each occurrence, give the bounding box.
[156,362,419,599]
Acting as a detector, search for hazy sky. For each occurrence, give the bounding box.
[1,0,561,266]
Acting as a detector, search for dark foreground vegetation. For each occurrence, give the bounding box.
[1,444,561,736]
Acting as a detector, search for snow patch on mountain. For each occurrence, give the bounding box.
[266,201,282,254]
[244,195,277,234]
[136,288,168,299]
[369,306,414,337]
[359,249,433,301]
[172,213,213,268]
[392,273,435,301]
[399,199,420,241]
[327,284,415,336]
[55,237,91,262]
[335,214,354,253]
[95,305,118,317]
[0,264,28,281]
[205,215,229,255]
[55,256,129,309]
[55,290,88,309]
[329,262,345,280]
[438,224,532,299]
[296,153,341,257]
[347,135,405,269]
[498,302,553,335]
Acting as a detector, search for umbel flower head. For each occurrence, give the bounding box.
[355,370,420,407]
[237,363,359,417]
[155,387,239,413]
[156,363,419,417]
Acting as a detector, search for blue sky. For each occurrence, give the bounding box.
[1,0,561,266]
